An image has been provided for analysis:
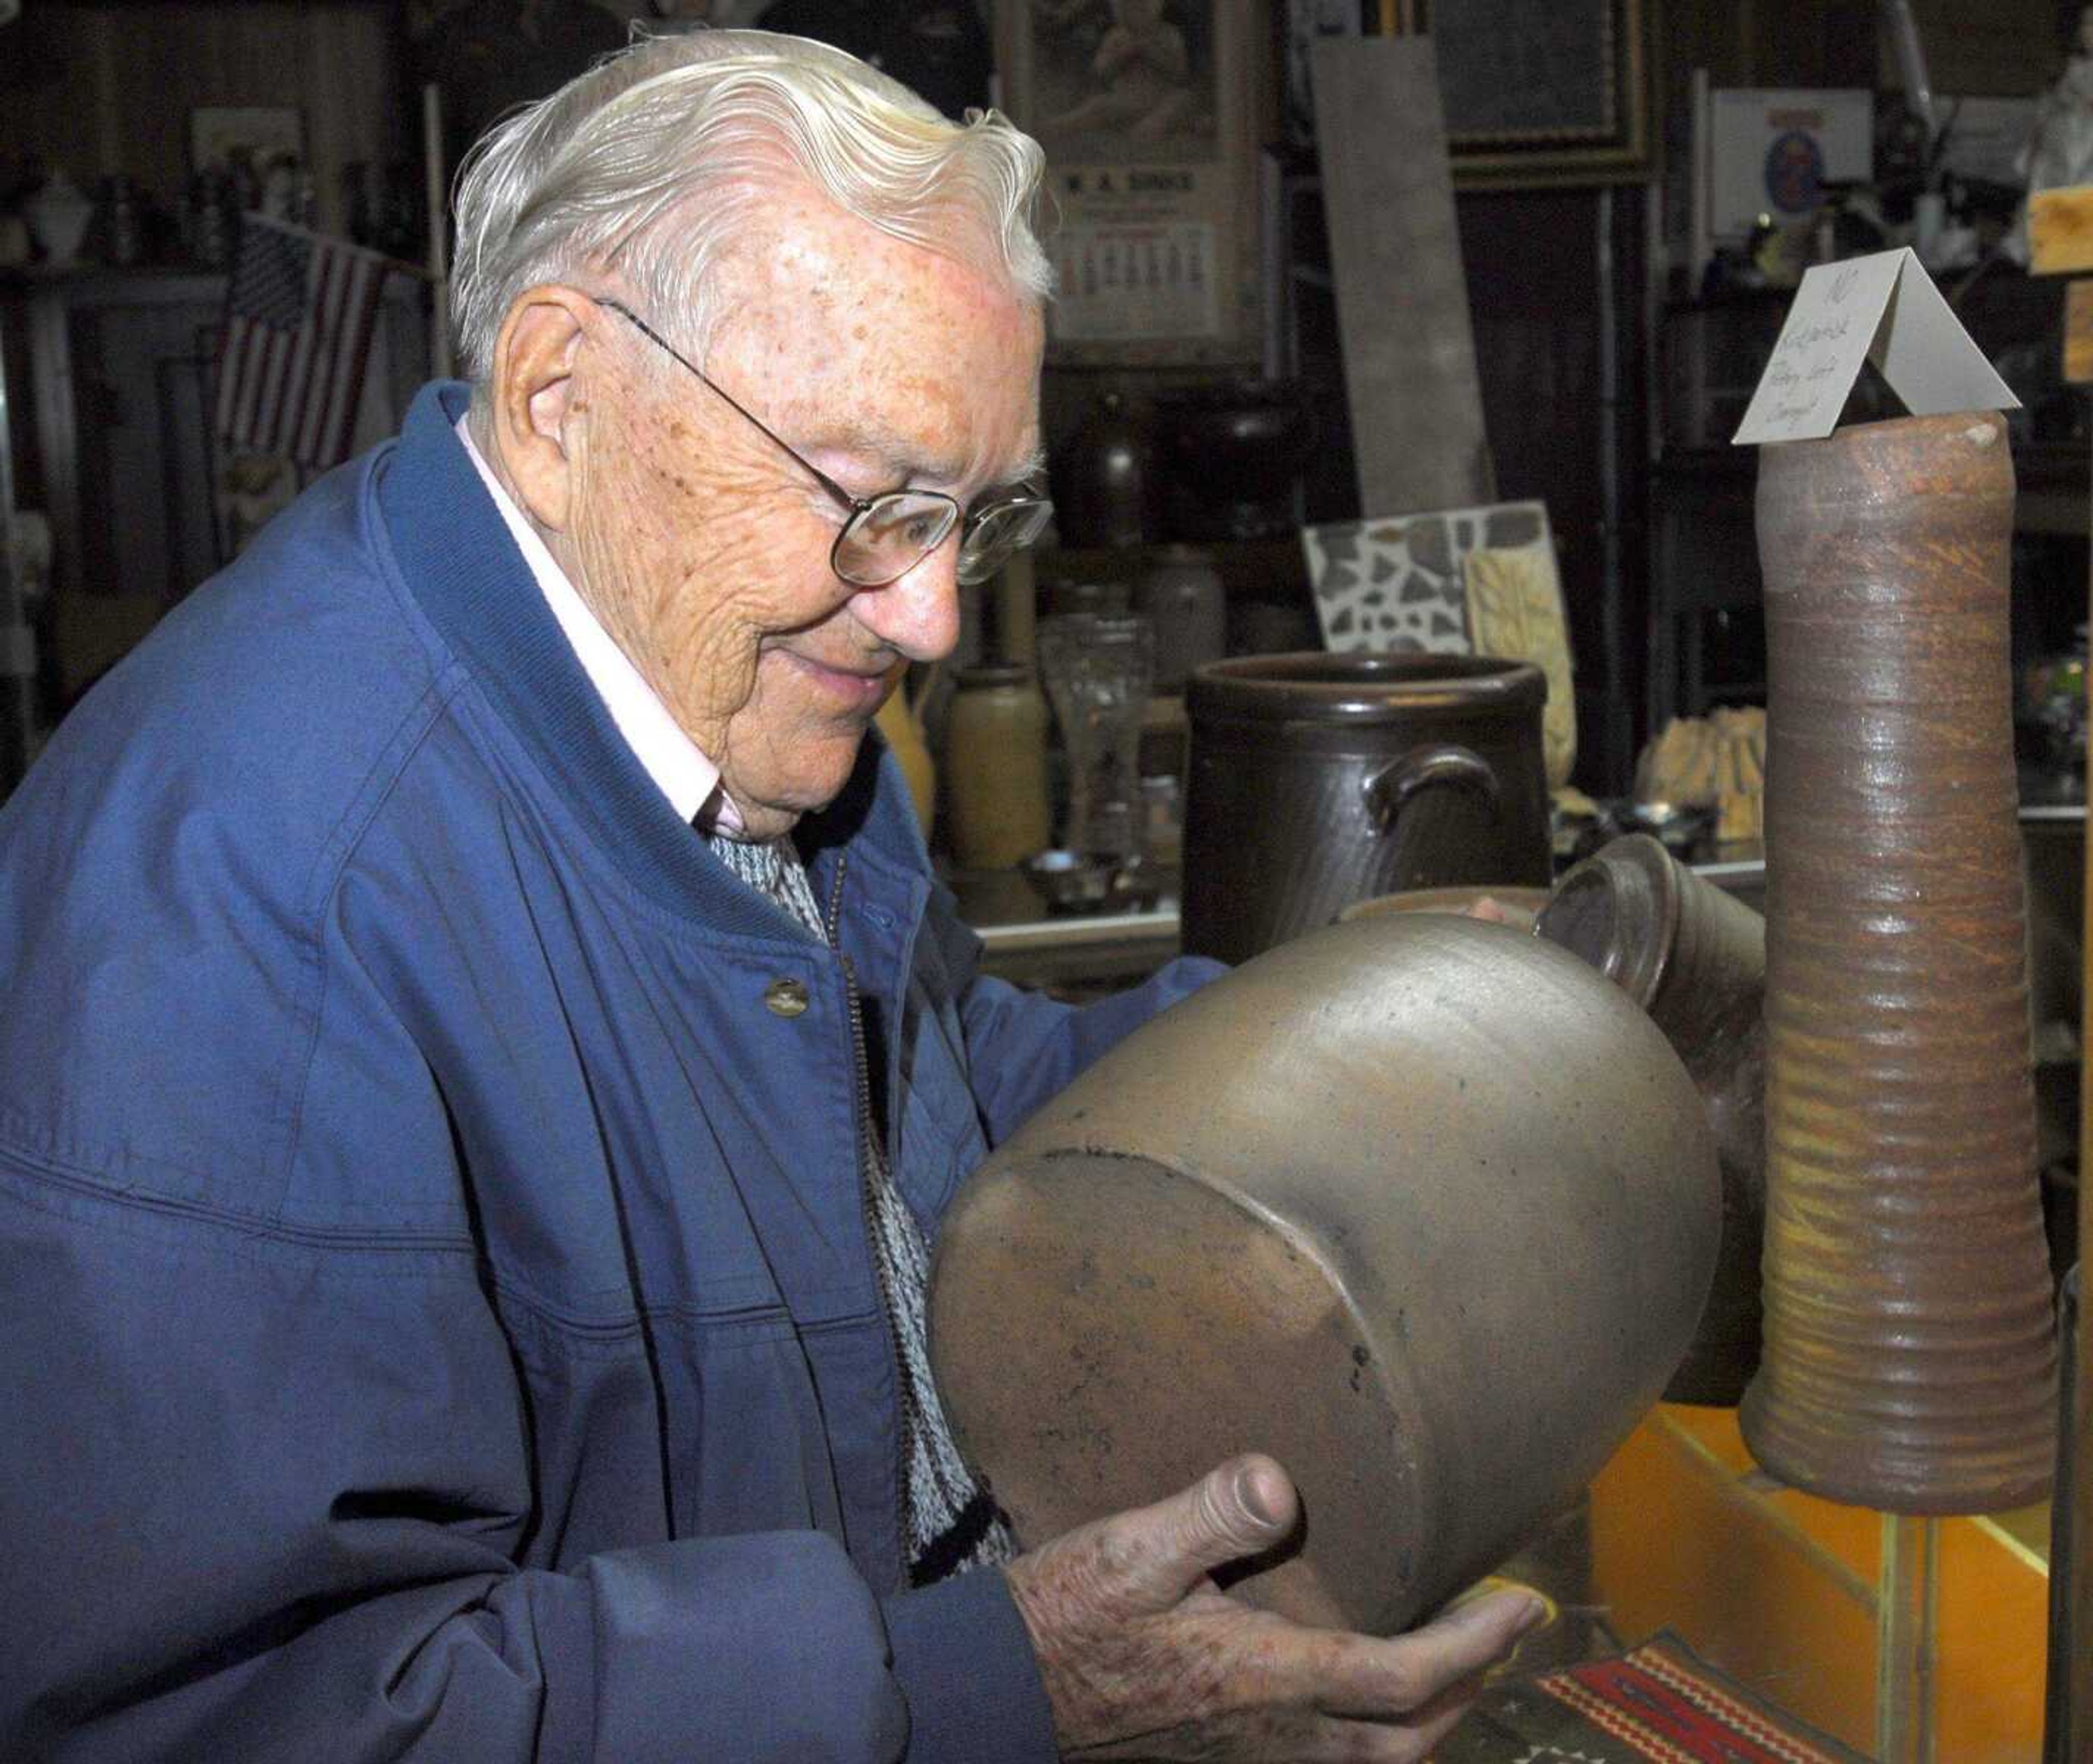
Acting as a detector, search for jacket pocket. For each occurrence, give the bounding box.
[497,1294,846,1567]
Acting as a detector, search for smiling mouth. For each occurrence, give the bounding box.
[780,649,898,710]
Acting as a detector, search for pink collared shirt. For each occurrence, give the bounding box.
[456,415,739,832]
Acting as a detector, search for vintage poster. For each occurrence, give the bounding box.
[996,1,1261,365]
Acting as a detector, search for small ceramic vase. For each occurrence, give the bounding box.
[1048,393,1149,550]
[26,172,94,267]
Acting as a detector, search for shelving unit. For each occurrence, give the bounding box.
[1646,273,2088,740]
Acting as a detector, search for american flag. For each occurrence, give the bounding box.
[214,214,387,470]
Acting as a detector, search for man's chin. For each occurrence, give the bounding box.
[724,738,870,841]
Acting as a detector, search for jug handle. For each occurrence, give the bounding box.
[1362,743,1500,832]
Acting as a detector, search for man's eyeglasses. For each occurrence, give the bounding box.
[600,299,1052,589]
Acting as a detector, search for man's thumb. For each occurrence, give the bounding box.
[1117,1454,1299,1607]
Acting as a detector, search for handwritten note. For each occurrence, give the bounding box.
[1732,248,2018,446]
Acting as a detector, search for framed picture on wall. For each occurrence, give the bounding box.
[995,0,1264,367]
[1395,0,1656,187]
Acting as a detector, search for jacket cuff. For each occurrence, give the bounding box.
[882,1567,1058,1764]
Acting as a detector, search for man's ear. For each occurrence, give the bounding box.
[486,286,596,533]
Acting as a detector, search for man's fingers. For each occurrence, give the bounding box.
[1245,1691,1489,1764]
[1010,1491,1536,1759]
[1094,1453,1300,1609]
[1310,1588,1547,1719]
[1389,1680,1489,1761]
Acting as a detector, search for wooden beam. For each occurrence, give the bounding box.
[1310,35,1495,518]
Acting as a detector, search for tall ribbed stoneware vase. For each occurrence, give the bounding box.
[1741,412,2055,1513]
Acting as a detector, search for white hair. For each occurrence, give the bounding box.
[449,27,1051,385]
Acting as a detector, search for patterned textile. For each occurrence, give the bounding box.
[705,829,1015,1583]
[1438,1632,1870,1764]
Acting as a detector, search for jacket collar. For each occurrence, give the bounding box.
[374,380,923,937]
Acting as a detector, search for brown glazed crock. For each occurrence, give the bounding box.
[928,913,1720,1636]
[1181,653,1553,965]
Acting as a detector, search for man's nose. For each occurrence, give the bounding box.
[853,539,963,663]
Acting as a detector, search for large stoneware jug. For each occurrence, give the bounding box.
[928,914,1720,1635]
[1181,653,1552,965]
[1745,410,2055,1514]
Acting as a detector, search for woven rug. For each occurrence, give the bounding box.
[1436,1631,1870,1763]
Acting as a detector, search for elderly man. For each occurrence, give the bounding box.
[0,29,1540,1763]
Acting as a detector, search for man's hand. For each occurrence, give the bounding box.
[1003,1454,1546,1761]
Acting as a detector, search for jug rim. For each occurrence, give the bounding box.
[1187,651,1546,722]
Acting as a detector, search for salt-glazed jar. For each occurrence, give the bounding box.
[929,913,1721,1635]
[943,663,1051,870]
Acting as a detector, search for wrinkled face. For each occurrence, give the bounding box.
[565,191,1044,839]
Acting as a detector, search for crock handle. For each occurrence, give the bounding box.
[1362,742,1501,832]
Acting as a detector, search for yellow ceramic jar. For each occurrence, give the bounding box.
[945,663,1052,870]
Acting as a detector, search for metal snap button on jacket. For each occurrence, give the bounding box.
[763,978,809,1018]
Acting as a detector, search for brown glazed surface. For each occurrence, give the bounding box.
[1180,654,1553,965]
[928,914,1720,1634]
[1742,411,2056,1513]
[1539,835,1767,1405]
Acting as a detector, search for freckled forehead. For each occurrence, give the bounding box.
[704,192,1043,481]
[721,200,1029,351]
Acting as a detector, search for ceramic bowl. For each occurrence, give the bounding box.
[1020,849,1116,914]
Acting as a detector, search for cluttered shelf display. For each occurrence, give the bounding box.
[1653,276,2090,805]
[1655,49,2093,769]
[940,375,1319,943]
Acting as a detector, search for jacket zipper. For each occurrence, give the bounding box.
[824,851,920,1568]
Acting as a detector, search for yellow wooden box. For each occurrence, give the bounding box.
[1588,1405,2052,1761]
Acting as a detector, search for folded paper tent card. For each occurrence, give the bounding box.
[1731,247,2019,446]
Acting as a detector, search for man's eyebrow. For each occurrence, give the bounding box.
[827,419,962,484]
[828,421,1045,490]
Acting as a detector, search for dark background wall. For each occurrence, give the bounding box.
[7,0,2090,790]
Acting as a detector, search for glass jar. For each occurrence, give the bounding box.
[944,663,1052,870]
[1036,614,1155,867]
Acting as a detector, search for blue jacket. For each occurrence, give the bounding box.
[0,383,1220,1761]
